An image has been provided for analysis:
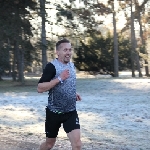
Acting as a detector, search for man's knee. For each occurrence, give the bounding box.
[40,143,54,150]
[40,139,56,150]
[46,140,56,149]
[72,140,82,150]
[46,143,54,149]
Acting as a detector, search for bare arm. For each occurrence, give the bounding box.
[37,78,60,93]
[37,69,70,93]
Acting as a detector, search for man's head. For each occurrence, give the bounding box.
[56,38,72,64]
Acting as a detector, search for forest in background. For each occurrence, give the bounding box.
[0,0,150,84]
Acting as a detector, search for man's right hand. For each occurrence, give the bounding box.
[37,69,70,93]
[59,69,70,81]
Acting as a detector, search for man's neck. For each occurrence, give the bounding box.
[57,58,69,65]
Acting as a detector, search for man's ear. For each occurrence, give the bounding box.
[56,50,59,56]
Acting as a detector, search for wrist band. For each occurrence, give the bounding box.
[58,76,63,83]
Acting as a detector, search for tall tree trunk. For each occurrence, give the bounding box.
[112,1,119,77]
[12,41,17,81]
[7,38,11,76]
[17,48,24,84]
[130,0,142,77]
[131,0,142,77]
[0,41,3,81]
[135,46,142,77]
[130,0,135,77]
[16,41,22,82]
[19,25,25,84]
[14,3,24,83]
[138,12,149,76]
[20,49,24,84]
[17,47,21,81]
[40,0,47,70]
[134,0,149,76]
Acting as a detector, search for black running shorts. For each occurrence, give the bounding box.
[45,107,80,138]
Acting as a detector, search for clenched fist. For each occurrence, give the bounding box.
[59,69,70,81]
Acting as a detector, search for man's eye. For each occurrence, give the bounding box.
[64,49,67,51]
[63,49,72,52]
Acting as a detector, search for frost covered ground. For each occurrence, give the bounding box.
[0,77,150,150]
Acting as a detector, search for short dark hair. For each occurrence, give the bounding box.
[56,38,70,50]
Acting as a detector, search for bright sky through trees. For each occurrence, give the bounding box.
[31,0,147,39]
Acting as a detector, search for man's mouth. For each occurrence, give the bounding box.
[65,56,70,58]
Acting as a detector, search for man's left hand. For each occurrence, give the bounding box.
[76,93,81,101]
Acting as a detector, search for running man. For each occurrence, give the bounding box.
[37,38,82,150]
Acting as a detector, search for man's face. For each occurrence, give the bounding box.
[57,42,72,64]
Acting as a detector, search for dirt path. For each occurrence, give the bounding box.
[0,78,150,150]
[0,136,39,150]
[0,136,104,150]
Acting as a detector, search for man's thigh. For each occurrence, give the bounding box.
[67,129,81,148]
[45,107,61,138]
[63,110,80,133]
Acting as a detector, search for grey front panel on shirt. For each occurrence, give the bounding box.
[48,59,76,113]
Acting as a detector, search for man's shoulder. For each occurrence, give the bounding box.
[69,62,75,69]
[46,62,55,68]
[44,62,56,72]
